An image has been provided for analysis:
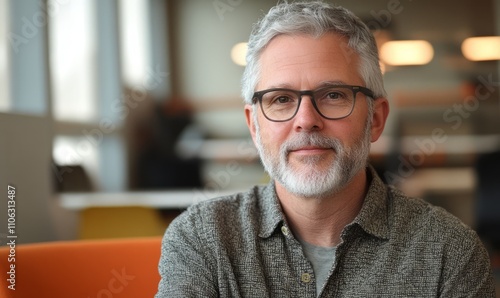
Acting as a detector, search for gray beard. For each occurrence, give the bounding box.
[254,118,372,199]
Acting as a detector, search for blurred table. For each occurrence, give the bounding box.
[58,189,247,239]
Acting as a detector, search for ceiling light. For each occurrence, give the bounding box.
[231,42,248,66]
[461,36,500,61]
[380,40,434,66]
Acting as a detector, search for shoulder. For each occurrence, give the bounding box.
[387,186,479,246]
[165,185,266,241]
[157,187,267,297]
[387,187,495,295]
[186,185,263,221]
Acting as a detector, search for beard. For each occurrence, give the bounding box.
[254,116,372,199]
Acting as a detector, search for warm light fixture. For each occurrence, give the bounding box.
[461,36,500,61]
[380,40,434,66]
[231,42,248,66]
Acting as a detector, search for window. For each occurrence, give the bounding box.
[118,0,151,89]
[49,0,130,191]
[49,0,97,122]
[0,0,9,111]
[4,0,169,192]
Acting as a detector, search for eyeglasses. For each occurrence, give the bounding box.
[252,85,374,122]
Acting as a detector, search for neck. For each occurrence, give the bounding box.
[275,168,368,247]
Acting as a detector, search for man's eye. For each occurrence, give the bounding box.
[273,96,293,104]
[326,92,342,99]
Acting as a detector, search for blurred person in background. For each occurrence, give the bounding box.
[130,94,203,190]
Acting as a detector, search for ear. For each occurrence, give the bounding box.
[370,98,389,142]
[245,104,258,145]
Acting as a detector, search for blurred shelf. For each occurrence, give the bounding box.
[399,167,475,198]
[399,134,500,155]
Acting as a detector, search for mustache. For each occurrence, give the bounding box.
[280,133,343,156]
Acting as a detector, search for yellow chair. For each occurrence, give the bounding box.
[0,237,162,298]
[79,206,169,239]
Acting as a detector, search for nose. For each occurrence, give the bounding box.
[293,96,324,132]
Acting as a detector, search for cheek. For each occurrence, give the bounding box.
[257,119,289,150]
[328,113,368,144]
[347,102,370,135]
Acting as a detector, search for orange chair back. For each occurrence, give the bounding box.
[0,237,162,298]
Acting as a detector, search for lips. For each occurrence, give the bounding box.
[281,133,341,158]
[289,146,333,154]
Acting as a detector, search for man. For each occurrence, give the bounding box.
[156,2,495,297]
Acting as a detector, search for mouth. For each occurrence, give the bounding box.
[289,146,333,156]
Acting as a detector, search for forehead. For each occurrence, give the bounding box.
[257,33,363,89]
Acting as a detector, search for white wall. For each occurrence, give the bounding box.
[0,113,78,244]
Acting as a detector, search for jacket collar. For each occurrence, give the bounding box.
[258,181,284,238]
[350,165,390,240]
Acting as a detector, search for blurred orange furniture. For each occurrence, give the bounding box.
[0,237,162,298]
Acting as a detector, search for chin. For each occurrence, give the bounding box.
[278,168,347,199]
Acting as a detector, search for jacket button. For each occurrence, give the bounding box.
[301,272,311,283]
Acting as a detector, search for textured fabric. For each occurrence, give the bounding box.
[156,166,496,297]
[298,238,336,296]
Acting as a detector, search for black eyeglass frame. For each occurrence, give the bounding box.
[251,85,375,122]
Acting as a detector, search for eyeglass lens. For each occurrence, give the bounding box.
[260,86,357,121]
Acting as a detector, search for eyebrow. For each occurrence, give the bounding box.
[264,80,350,90]
[316,80,350,88]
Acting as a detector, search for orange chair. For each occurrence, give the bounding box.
[0,237,162,298]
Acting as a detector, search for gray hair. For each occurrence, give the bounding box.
[241,1,386,104]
